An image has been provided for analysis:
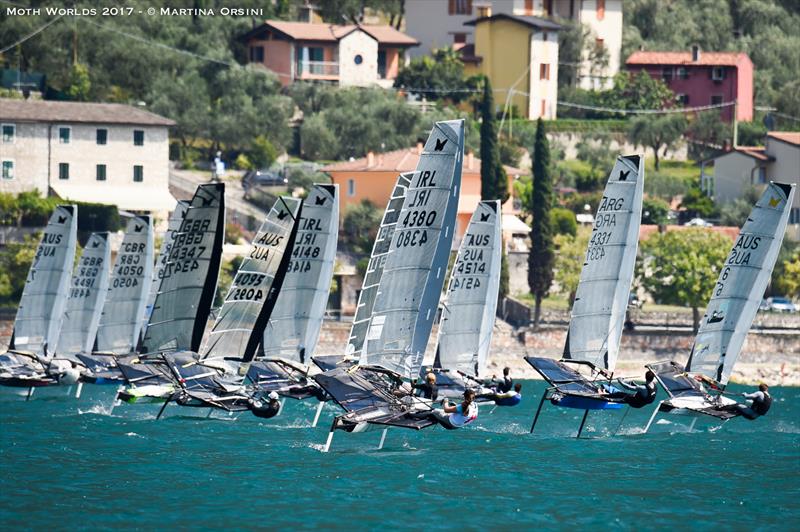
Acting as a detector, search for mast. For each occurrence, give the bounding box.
[11,205,78,358]
[563,154,644,372]
[361,119,464,379]
[262,184,339,364]
[435,200,502,377]
[686,182,795,386]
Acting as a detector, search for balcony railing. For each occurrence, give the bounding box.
[297,60,339,77]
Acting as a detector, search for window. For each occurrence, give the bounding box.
[133,130,144,146]
[711,94,723,105]
[542,32,549,42]
[662,67,673,82]
[539,63,550,80]
[96,164,107,181]
[96,128,107,145]
[543,0,553,15]
[541,99,547,117]
[448,0,471,15]
[59,127,71,144]
[677,67,689,79]
[476,5,491,17]
[1,123,14,143]
[347,178,355,196]
[597,0,605,20]
[354,54,363,65]
[453,32,467,44]
[712,67,725,81]
[677,94,690,105]
[790,208,800,225]
[59,163,69,180]
[133,165,143,182]
[378,50,387,79]
[524,0,534,15]
[1,160,13,180]
[250,46,264,62]
[757,167,767,184]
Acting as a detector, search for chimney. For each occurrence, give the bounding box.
[416,141,424,155]
[691,44,701,62]
[367,151,375,167]
[467,150,474,170]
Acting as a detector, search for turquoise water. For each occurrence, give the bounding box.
[1,381,798,530]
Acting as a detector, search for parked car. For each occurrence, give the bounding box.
[684,217,713,227]
[242,168,288,189]
[765,296,798,313]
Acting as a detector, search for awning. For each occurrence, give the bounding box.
[502,213,530,234]
[50,183,177,212]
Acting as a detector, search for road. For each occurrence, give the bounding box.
[169,168,267,226]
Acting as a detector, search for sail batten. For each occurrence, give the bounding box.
[361,120,464,379]
[563,155,644,371]
[687,182,795,385]
[11,205,78,358]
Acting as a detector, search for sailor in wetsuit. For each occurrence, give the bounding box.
[413,389,478,430]
[602,370,658,408]
[248,391,282,419]
[733,383,772,420]
[411,372,438,401]
[478,383,523,406]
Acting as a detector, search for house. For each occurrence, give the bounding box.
[0,98,177,214]
[625,47,754,122]
[404,0,623,89]
[239,20,418,88]
[322,143,527,245]
[462,12,561,120]
[704,132,799,241]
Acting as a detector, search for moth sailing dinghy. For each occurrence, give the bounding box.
[431,200,504,403]
[112,184,225,399]
[121,196,301,417]
[313,119,464,450]
[0,205,78,390]
[526,154,644,437]
[246,184,339,404]
[642,181,796,432]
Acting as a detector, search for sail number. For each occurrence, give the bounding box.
[396,229,429,248]
[586,246,606,261]
[714,266,731,296]
[228,287,264,302]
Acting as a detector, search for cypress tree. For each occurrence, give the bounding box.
[479,77,509,203]
[527,118,555,328]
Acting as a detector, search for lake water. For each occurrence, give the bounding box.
[1,381,798,530]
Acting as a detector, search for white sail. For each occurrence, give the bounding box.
[361,120,464,379]
[201,197,302,376]
[687,182,796,385]
[435,200,502,377]
[346,173,413,357]
[262,184,339,364]
[140,200,189,340]
[139,185,225,355]
[564,154,644,372]
[55,232,111,357]
[95,215,154,354]
[11,205,78,358]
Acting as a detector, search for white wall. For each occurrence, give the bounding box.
[713,151,759,204]
[577,0,623,89]
[0,122,49,194]
[528,31,560,119]
[338,30,379,87]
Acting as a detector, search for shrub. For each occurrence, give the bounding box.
[550,207,578,236]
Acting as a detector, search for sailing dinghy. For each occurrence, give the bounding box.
[130,196,301,417]
[642,182,796,432]
[0,205,78,389]
[313,119,464,450]
[431,200,503,402]
[247,184,339,402]
[526,154,644,437]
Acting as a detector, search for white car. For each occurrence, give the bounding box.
[766,297,798,313]
[685,217,713,227]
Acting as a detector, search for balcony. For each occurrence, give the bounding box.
[296,60,339,79]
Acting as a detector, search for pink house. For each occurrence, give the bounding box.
[239,20,418,88]
[625,47,753,122]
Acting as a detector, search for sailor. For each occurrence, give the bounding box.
[414,389,478,430]
[497,367,513,393]
[411,372,439,401]
[734,383,772,420]
[248,391,282,419]
[479,383,523,406]
[603,370,658,408]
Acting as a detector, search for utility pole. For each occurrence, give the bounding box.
[733,99,739,148]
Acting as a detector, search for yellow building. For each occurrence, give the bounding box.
[462,13,561,120]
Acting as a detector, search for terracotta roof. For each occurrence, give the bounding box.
[625,50,751,67]
[242,20,418,46]
[464,13,562,31]
[321,146,524,175]
[639,224,740,241]
[736,146,773,161]
[767,131,800,146]
[0,98,175,126]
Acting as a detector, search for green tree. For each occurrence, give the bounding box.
[719,187,761,227]
[499,249,510,300]
[301,114,339,160]
[774,250,800,298]
[642,197,670,225]
[249,135,279,169]
[575,132,615,191]
[0,234,38,305]
[342,200,383,255]
[627,113,687,170]
[479,78,509,203]
[554,227,590,304]
[528,119,555,328]
[688,111,732,161]
[550,207,578,236]
[394,48,479,103]
[603,71,676,112]
[147,69,210,158]
[638,228,731,331]
[680,185,718,219]
[66,62,91,101]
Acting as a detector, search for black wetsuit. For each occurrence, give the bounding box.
[250,399,281,419]
[412,382,438,401]
[497,376,513,393]
[736,391,772,420]
[607,380,657,408]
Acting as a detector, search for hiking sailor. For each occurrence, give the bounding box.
[478,383,523,406]
[602,370,658,408]
[248,391,282,419]
[734,383,772,420]
[413,389,478,430]
[412,372,439,401]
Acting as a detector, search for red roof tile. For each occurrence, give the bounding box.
[322,146,524,175]
[767,132,800,146]
[251,20,418,46]
[625,50,751,67]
